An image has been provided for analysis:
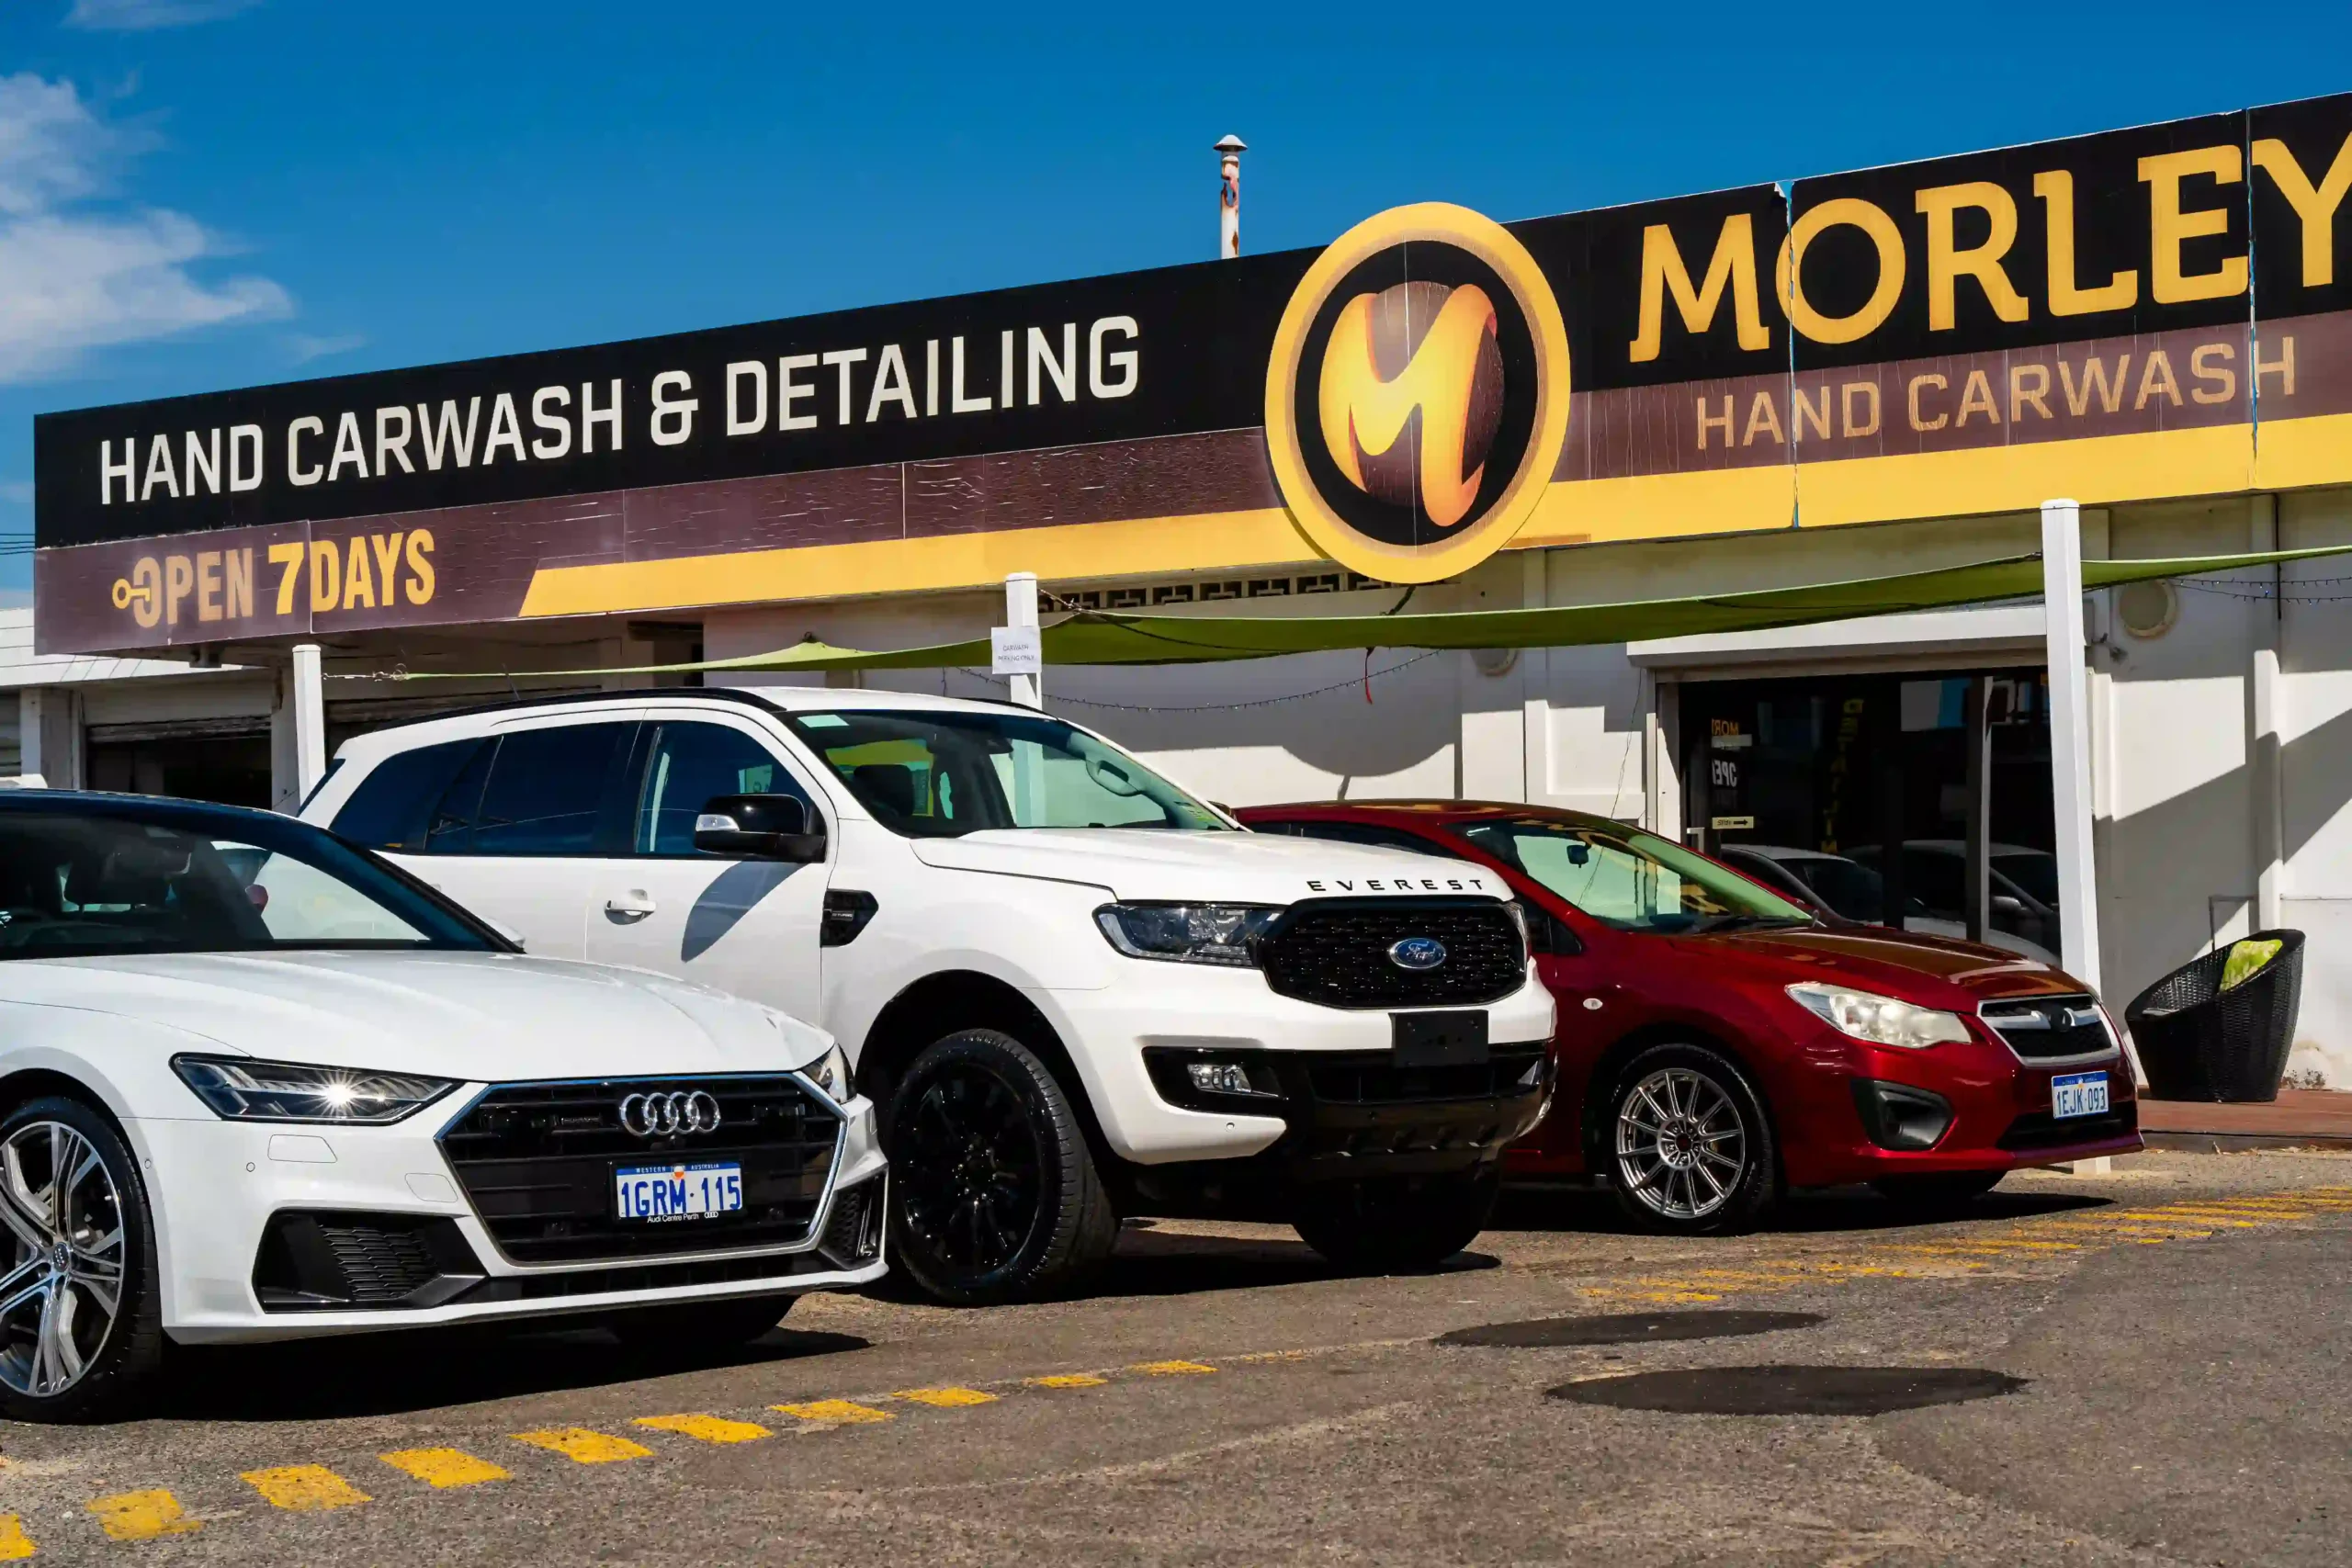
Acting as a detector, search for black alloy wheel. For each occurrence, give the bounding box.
[1604,1043,1779,1235]
[884,1030,1116,1305]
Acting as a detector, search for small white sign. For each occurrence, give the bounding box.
[991,626,1043,675]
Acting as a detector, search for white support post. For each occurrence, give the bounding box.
[291,643,326,802]
[2041,500,2102,994]
[1002,572,1042,711]
[17,689,44,788]
[2251,493,2285,933]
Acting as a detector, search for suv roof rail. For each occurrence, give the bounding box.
[348,682,1047,736]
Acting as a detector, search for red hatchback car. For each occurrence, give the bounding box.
[1238,801,2142,1233]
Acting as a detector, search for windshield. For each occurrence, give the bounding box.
[0,807,501,961]
[1452,818,1813,933]
[783,708,1229,838]
[1995,852,2060,908]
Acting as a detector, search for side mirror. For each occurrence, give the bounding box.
[1992,894,2025,915]
[693,794,826,863]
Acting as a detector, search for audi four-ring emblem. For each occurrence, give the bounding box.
[617,1089,722,1137]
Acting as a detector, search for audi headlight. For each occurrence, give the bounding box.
[171,1055,457,1123]
[1785,983,1972,1049]
[805,1043,854,1102]
[1095,903,1279,966]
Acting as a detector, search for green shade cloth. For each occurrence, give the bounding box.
[395,544,2352,679]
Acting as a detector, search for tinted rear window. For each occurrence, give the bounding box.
[330,739,484,852]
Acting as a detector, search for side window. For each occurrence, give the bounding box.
[423,738,495,854]
[330,739,485,852]
[464,723,634,856]
[634,723,808,855]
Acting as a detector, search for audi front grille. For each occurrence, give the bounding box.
[436,1075,842,1264]
[1256,898,1527,1010]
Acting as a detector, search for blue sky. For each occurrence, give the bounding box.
[2,0,2348,595]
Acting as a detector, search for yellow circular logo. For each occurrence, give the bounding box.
[1265,203,1571,584]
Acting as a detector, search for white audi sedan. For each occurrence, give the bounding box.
[0,792,885,1421]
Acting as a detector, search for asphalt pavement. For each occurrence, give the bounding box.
[4,1149,2349,1566]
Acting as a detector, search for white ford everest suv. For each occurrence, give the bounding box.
[304,690,1555,1303]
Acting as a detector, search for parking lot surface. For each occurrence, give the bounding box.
[3,1149,2347,1566]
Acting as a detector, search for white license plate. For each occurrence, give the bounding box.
[615,1162,743,1223]
[2051,1071,2110,1121]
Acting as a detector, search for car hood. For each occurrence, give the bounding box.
[909,829,1508,904]
[3,949,832,1081]
[1679,923,2090,1003]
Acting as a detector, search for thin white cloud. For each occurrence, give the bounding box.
[65,0,262,31]
[286,330,366,364]
[0,73,288,383]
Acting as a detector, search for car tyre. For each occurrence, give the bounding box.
[1871,1170,2005,1209]
[0,1096,166,1423]
[606,1292,796,1348]
[884,1029,1118,1306]
[1603,1043,1778,1235]
[1292,1168,1499,1273]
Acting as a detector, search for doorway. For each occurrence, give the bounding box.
[1678,668,2059,961]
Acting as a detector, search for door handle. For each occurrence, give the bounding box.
[604,890,656,920]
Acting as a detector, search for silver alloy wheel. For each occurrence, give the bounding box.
[1614,1066,1747,1222]
[0,1122,126,1399]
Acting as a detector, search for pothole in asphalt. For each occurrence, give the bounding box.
[1437,1310,1825,1348]
[1546,1364,2025,1416]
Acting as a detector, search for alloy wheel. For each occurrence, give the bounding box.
[0,1121,126,1400]
[896,1066,1045,1275]
[1614,1066,1747,1222]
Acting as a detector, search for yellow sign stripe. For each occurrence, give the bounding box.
[85,1491,200,1540]
[519,507,1313,619]
[1027,1373,1109,1389]
[379,1449,510,1488]
[633,1414,771,1444]
[510,1428,652,1464]
[242,1466,371,1512]
[771,1399,893,1426]
[1132,1360,1217,1376]
[0,1516,33,1561]
[891,1387,999,1407]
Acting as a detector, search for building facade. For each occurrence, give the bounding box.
[29,94,2352,1083]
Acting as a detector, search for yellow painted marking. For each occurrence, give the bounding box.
[0,1516,32,1561]
[511,1428,652,1464]
[1582,1287,1721,1303]
[86,1491,201,1540]
[242,1465,371,1512]
[1132,1359,1218,1376]
[1027,1373,1109,1388]
[379,1449,510,1488]
[772,1399,894,1426]
[633,1414,771,1444]
[892,1386,999,1406]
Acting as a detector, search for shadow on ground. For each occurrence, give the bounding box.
[147,1322,871,1423]
[1489,1182,2112,1236]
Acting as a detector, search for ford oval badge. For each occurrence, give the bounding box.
[1387,936,1448,971]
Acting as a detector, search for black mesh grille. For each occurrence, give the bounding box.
[438,1076,841,1263]
[252,1211,482,1312]
[1257,899,1525,1009]
[322,1220,440,1303]
[1981,995,2115,1062]
[819,1178,886,1268]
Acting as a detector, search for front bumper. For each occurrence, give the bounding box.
[131,1087,888,1344]
[1032,960,1558,1166]
[1772,1025,2143,1187]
